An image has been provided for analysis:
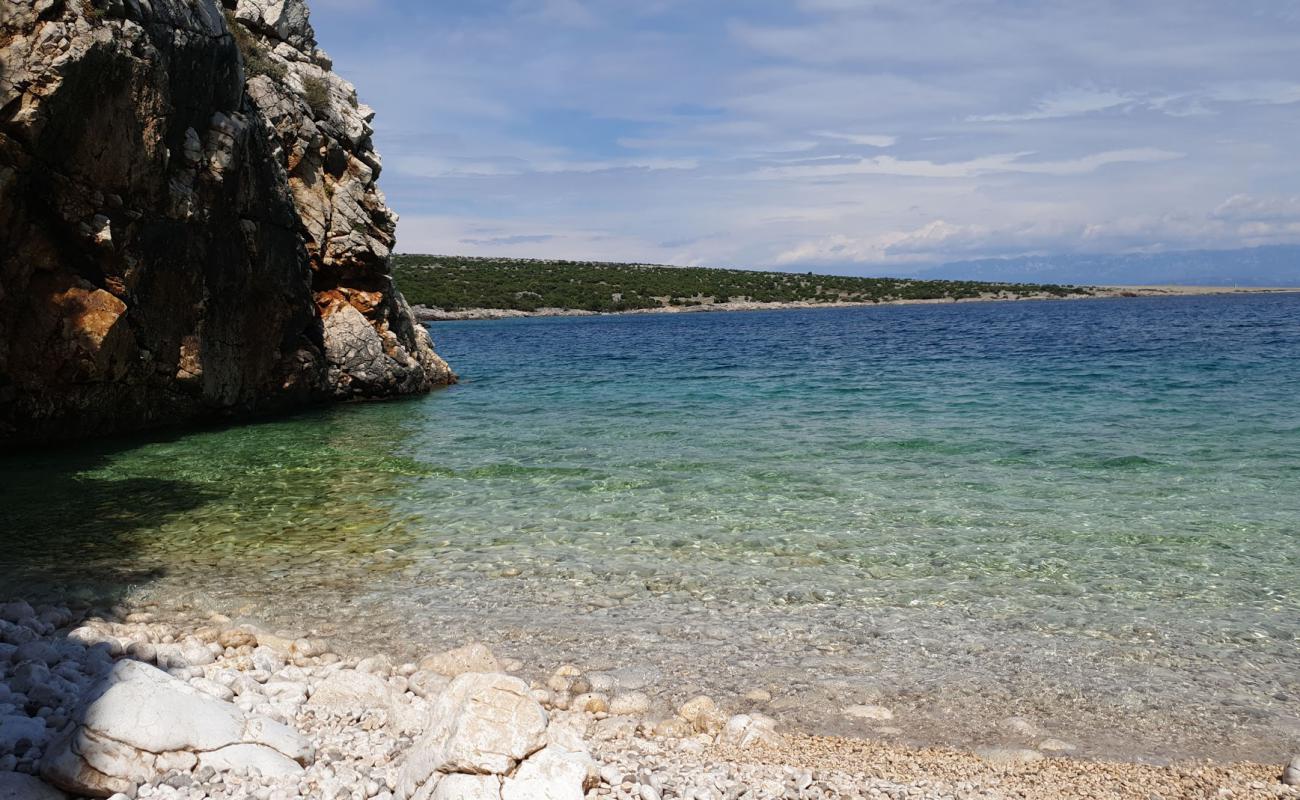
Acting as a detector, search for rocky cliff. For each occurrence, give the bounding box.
[0,0,454,446]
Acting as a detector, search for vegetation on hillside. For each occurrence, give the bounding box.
[301,76,331,115]
[225,10,286,80]
[392,255,1093,313]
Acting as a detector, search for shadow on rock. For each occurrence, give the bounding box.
[0,432,223,796]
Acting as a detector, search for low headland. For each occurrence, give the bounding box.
[394,255,1298,321]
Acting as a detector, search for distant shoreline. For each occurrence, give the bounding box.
[413,285,1299,322]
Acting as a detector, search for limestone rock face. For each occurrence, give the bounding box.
[40,660,313,797]
[0,0,453,445]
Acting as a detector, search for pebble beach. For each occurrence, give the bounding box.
[1,597,1296,800]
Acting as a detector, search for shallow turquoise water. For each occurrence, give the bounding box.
[3,293,1298,759]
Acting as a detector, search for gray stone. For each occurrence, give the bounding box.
[416,643,501,678]
[0,771,67,800]
[608,692,651,717]
[0,603,35,625]
[678,696,725,734]
[719,714,778,749]
[306,669,394,713]
[407,671,450,700]
[0,715,49,752]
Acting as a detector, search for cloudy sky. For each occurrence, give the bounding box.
[310,0,1300,273]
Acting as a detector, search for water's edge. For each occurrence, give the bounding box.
[412,286,1300,321]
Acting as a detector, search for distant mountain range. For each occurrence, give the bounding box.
[913,245,1300,287]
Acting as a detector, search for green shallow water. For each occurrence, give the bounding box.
[2,293,1299,761]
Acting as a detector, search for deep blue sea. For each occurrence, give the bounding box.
[4,293,1298,759]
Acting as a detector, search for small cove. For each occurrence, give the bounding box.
[4,293,1298,763]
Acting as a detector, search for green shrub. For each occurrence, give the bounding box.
[224,11,287,80]
[302,76,332,116]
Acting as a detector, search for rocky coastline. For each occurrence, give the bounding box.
[0,598,1296,800]
[4,2,1299,799]
[0,0,453,446]
[412,286,1299,322]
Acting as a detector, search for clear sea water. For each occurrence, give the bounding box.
[3,293,1298,762]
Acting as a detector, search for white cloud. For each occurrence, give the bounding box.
[774,219,1077,265]
[973,81,1300,124]
[1202,80,1300,105]
[1212,194,1300,223]
[752,148,1183,180]
[1235,221,1300,239]
[397,215,669,263]
[813,131,897,147]
[968,88,1136,122]
[392,154,697,179]
[771,204,1300,268]
[886,220,1000,254]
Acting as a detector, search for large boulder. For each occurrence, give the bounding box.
[396,673,593,800]
[500,724,597,800]
[41,660,312,797]
[0,0,453,445]
[398,673,547,791]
